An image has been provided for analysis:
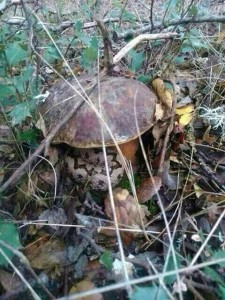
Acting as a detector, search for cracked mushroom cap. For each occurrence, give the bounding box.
[38,76,158,147]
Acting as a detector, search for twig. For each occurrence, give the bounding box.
[113,16,225,41]
[149,0,155,31]
[113,32,178,65]
[56,17,123,32]
[96,20,113,72]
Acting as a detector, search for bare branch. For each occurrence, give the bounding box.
[113,32,178,65]
[113,15,225,41]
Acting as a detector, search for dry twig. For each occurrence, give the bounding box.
[113,15,225,41]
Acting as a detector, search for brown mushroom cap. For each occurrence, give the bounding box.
[38,76,158,148]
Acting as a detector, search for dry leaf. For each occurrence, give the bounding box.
[161,160,180,190]
[69,279,103,300]
[137,176,162,203]
[105,188,148,227]
[154,103,164,121]
[38,208,67,230]
[194,183,205,199]
[26,238,69,269]
[36,113,47,137]
[152,78,173,109]
[103,188,149,244]
[216,30,225,43]
[176,104,194,127]
[0,269,22,292]
[152,123,167,143]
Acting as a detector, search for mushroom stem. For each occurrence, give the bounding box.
[111,138,139,166]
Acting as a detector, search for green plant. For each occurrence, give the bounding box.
[0,220,21,267]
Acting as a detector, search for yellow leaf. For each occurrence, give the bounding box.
[176,104,194,116]
[176,104,194,126]
[152,78,173,109]
[194,183,204,199]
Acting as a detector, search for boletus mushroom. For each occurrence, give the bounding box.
[38,75,158,191]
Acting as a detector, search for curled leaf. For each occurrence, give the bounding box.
[137,176,162,203]
[152,78,173,109]
[105,188,147,227]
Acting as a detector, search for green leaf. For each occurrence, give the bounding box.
[180,45,194,54]
[100,251,113,270]
[218,284,225,299]
[128,50,144,72]
[9,102,32,126]
[43,44,61,63]
[16,128,38,144]
[204,267,224,284]
[5,43,27,66]
[188,5,198,16]
[0,84,14,97]
[79,35,92,46]
[22,65,35,82]
[0,221,21,267]
[74,20,83,33]
[188,37,207,49]
[164,255,181,285]
[81,38,98,69]
[137,75,152,84]
[212,250,225,266]
[130,285,169,300]
[172,55,186,65]
[83,46,98,61]
[121,11,136,22]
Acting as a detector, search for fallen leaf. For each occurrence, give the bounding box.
[69,279,103,300]
[0,269,22,293]
[176,104,194,116]
[176,104,194,126]
[194,183,205,199]
[216,29,225,43]
[137,176,162,203]
[105,188,148,227]
[38,208,67,230]
[152,123,167,143]
[154,103,164,121]
[161,160,180,190]
[26,238,69,270]
[152,78,173,109]
[104,188,149,244]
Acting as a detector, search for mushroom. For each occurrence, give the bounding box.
[38,75,158,190]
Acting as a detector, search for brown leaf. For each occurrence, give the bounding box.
[26,238,69,270]
[69,279,103,300]
[0,269,22,292]
[152,123,167,143]
[105,188,148,227]
[137,176,162,203]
